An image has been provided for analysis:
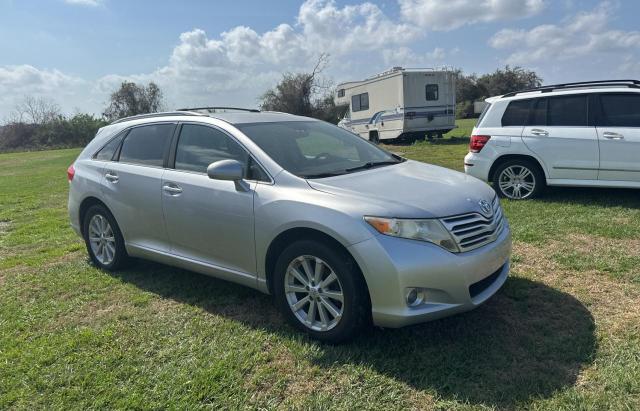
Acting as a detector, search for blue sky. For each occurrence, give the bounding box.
[1,0,639,118]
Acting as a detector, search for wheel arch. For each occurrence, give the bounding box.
[264,227,370,304]
[78,196,111,237]
[488,154,548,182]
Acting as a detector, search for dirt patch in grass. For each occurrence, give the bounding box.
[513,239,640,335]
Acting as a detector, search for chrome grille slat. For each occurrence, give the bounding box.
[440,198,506,252]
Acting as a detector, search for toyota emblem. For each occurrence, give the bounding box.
[479,199,492,215]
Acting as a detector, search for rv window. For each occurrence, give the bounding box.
[360,93,369,110]
[351,93,369,112]
[337,89,345,98]
[425,84,439,101]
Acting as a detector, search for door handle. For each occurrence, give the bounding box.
[603,131,624,140]
[531,129,549,136]
[163,184,183,195]
[104,171,119,183]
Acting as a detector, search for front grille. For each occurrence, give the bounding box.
[440,196,505,252]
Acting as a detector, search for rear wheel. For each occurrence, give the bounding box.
[493,159,544,200]
[82,204,128,271]
[273,240,370,343]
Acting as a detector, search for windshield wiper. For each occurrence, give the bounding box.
[301,171,347,179]
[345,160,402,173]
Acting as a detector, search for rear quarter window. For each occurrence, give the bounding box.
[501,99,531,126]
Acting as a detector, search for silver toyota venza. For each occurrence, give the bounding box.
[68,109,511,343]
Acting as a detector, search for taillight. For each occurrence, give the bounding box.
[470,135,491,153]
[67,164,75,182]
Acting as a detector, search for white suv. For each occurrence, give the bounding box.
[464,80,640,199]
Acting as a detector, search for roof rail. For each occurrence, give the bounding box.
[177,106,260,113]
[110,111,205,125]
[502,79,640,97]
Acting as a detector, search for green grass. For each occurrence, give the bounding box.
[1,135,639,409]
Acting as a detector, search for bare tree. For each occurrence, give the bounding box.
[102,81,165,122]
[9,96,61,125]
[259,53,345,121]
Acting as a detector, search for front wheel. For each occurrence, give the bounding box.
[273,240,370,343]
[493,159,544,200]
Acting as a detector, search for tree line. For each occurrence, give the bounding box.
[0,82,165,152]
[0,61,541,152]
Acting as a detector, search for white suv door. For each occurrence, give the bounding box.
[596,93,640,182]
[521,95,599,180]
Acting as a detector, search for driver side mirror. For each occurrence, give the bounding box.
[207,159,249,191]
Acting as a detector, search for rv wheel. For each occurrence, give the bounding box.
[369,131,380,144]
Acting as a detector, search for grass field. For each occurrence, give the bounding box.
[1,124,639,409]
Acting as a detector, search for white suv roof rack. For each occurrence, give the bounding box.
[502,79,640,98]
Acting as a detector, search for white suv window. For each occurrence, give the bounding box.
[599,94,640,127]
[501,99,531,126]
[547,95,588,126]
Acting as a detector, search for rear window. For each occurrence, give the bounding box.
[501,99,530,126]
[599,93,640,127]
[425,84,439,101]
[548,95,588,126]
[119,124,174,167]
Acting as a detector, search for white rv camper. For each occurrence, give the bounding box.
[335,67,456,143]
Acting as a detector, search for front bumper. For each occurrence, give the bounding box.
[348,221,511,328]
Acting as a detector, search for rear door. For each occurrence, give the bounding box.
[101,123,175,252]
[522,94,599,180]
[595,93,640,182]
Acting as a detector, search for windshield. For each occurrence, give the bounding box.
[236,121,404,178]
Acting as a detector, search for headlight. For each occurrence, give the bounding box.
[364,216,460,253]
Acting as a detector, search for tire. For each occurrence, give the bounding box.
[273,240,370,343]
[493,159,545,200]
[369,130,380,145]
[82,204,128,271]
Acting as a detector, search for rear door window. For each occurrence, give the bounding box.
[548,95,588,126]
[599,93,640,127]
[118,124,175,167]
[501,99,531,126]
[530,98,547,126]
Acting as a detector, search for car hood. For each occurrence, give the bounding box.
[306,160,496,219]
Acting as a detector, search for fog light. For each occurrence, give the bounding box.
[405,288,426,307]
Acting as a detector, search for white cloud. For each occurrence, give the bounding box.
[64,0,103,6]
[94,0,426,110]
[0,65,89,119]
[382,46,453,67]
[399,0,545,31]
[489,2,640,65]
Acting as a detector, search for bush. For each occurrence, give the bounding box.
[0,114,107,152]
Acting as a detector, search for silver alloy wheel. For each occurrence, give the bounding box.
[498,165,536,199]
[284,255,344,332]
[88,214,116,265]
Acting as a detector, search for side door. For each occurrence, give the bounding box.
[522,95,599,180]
[162,123,266,275]
[595,93,640,182]
[101,123,175,252]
